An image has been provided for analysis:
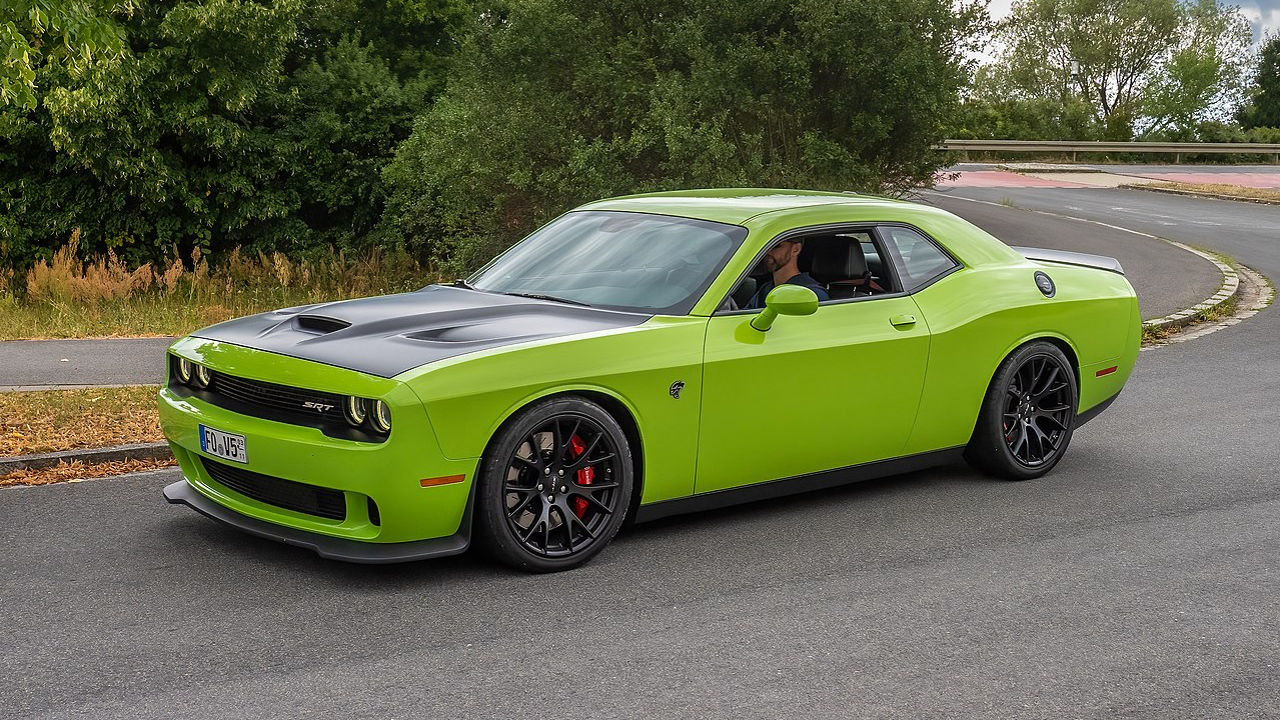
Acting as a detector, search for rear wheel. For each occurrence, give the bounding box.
[965,341,1077,480]
[476,397,633,572]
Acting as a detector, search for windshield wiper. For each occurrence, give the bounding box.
[452,278,477,290]
[501,292,590,307]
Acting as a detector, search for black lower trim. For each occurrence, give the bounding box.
[164,480,471,564]
[634,447,964,524]
[1074,389,1122,428]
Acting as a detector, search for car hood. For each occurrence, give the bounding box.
[192,285,650,378]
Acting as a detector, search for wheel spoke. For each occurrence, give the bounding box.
[1039,413,1068,431]
[512,454,540,471]
[1011,423,1028,457]
[520,517,544,545]
[571,489,613,515]
[506,491,537,519]
[567,451,615,472]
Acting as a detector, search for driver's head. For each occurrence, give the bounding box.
[763,239,803,273]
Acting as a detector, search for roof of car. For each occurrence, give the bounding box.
[576,188,905,225]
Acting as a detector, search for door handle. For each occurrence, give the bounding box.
[889,313,917,328]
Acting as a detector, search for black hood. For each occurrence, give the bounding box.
[193,285,650,378]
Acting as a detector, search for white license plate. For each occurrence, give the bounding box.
[199,425,248,464]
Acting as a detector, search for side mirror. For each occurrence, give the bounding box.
[750,284,819,331]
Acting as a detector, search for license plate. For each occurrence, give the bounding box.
[199,425,248,464]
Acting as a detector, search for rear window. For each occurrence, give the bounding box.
[880,226,957,291]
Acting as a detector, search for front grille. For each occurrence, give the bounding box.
[169,356,384,443]
[201,457,347,521]
[208,371,347,426]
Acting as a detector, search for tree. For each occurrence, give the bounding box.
[989,0,1252,139]
[0,1,136,108]
[0,0,468,270]
[382,0,988,272]
[1238,34,1280,129]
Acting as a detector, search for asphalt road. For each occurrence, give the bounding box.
[0,337,173,390]
[3,189,1279,719]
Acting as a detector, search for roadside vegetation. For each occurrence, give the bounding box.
[0,458,176,487]
[1138,181,1280,204]
[0,386,164,456]
[0,232,431,339]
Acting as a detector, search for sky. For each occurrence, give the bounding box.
[988,0,1280,42]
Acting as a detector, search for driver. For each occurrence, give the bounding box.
[743,239,829,309]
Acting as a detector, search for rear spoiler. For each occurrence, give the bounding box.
[1012,246,1125,275]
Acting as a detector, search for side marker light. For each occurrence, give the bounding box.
[420,475,465,488]
[1096,366,1118,377]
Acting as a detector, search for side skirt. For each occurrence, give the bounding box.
[634,447,964,524]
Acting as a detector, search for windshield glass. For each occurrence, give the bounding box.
[468,211,748,314]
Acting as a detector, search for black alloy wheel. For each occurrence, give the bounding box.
[477,397,633,572]
[966,341,1078,480]
[1001,355,1073,467]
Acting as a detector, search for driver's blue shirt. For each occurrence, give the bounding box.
[744,272,828,309]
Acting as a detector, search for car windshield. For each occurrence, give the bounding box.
[468,211,748,314]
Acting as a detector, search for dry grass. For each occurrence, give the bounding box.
[1144,182,1280,203]
[0,386,164,456]
[0,457,176,487]
[2,236,436,339]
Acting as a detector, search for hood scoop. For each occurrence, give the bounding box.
[295,315,352,334]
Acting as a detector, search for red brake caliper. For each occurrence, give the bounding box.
[569,434,593,518]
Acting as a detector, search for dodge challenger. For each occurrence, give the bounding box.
[160,189,1139,571]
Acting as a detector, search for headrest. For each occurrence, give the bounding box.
[808,237,868,282]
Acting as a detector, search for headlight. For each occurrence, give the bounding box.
[372,400,392,433]
[345,396,367,426]
[176,358,193,384]
[194,364,212,388]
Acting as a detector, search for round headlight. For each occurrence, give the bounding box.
[344,396,367,426]
[193,364,212,388]
[372,400,392,433]
[176,358,193,384]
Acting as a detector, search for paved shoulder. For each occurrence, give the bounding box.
[0,338,174,390]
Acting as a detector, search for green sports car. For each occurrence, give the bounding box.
[160,189,1139,571]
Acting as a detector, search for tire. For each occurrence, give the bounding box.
[475,396,634,572]
[965,341,1078,481]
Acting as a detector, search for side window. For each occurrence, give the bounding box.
[880,226,957,291]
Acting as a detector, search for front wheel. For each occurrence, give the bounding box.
[475,397,633,572]
[965,341,1078,481]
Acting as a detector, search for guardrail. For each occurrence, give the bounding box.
[937,139,1280,163]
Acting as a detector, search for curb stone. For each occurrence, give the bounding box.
[1140,242,1241,334]
[0,442,172,476]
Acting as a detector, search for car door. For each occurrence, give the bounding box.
[694,231,932,494]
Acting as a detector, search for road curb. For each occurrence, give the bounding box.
[1121,183,1280,206]
[0,442,172,476]
[1140,242,1241,334]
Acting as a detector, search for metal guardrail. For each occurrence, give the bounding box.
[938,139,1280,162]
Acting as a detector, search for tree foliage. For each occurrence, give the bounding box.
[0,0,136,108]
[382,0,988,272]
[1238,34,1280,129]
[969,0,1251,139]
[0,0,467,270]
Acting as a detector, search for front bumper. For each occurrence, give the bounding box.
[161,337,478,558]
[163,480,470,563]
